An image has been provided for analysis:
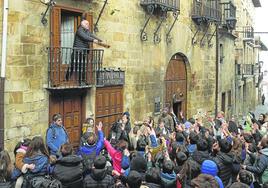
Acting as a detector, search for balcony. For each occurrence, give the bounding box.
[243,64,254,77]
[192,0,221,24]
[220,1,236,30]
[140,0,180,12]
[243,26,254,41]
[96,68,125,87]
[47,47,103,89]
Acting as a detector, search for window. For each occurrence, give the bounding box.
[220,43,224,63]
[228,90,231,107]
[221,92,226,113]
[51,7,93,48]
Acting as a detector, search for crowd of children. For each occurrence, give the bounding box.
[1,109,268,188]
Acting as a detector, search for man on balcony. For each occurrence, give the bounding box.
[65,20,102,85]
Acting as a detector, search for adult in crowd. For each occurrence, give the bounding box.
[46,113,69,157]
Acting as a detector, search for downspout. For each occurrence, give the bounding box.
[0,0,8,149]
[215,24,219,117]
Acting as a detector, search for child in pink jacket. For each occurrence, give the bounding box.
[104,139,129,174]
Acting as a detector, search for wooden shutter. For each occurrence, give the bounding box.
[51,7,61,47]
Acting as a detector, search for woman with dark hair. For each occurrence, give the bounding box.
[23,136,49,177]
[0,150,14,188]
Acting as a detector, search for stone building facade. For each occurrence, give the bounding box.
[0,0,263,151]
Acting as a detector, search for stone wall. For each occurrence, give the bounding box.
[3,0,219,151]
[219,34,236,119]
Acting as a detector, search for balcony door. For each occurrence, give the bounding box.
[50,6,93,86]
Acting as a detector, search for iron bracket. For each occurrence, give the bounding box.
[140,5,155,41]
[153,8,167,44]
[94,0,108,33]
[208,24,218,47]
[192,26,200,45]
[200,22,211,47]
[41,0,56,26]
[166,10,179,43]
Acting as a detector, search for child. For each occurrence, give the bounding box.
[12,139,35,188]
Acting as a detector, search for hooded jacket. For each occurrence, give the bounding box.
[84,168,114,188]
[46,123,69,156]
[78,130,104,156]
[213,151,234,187]
[52,154,83,186]
[23,153,49,176]
[160,172,176,188]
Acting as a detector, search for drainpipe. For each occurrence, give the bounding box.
[215,24,219,117]
[0,0,8,149]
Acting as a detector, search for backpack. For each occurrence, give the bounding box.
[23,175,62,188]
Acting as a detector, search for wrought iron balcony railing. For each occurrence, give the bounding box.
[220,1,236,30]
[96,68,125,87]
[243,26,254,40]
[192,0,221,24]
[243,64,254,76]
[140,0,180,11]
[47,47,103,89]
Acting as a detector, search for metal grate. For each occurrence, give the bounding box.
[140,0,180,11]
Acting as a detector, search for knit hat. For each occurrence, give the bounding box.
[130,154,147,173]
[184,121,192,129]
[123,111,130,117]
[93,155,106,169]
[201,160,218,177]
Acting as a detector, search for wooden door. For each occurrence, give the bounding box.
[165,56,187,117]
[49,93,84,148]
[95,86,123,137]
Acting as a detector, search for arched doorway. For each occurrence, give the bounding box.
[165,54,187,119]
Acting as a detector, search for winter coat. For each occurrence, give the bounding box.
[213,152,234,187]
[0,182,15,188]
[23,153,49,177]
[46,124,69,156]
[52,154,83,187]
[73,26,95,49]
[160,172,176,188]
[78,130,104,156]
[11,148,29,180]
[84,168,114,188]
[246,148,268,183]
[104,140,123,173]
